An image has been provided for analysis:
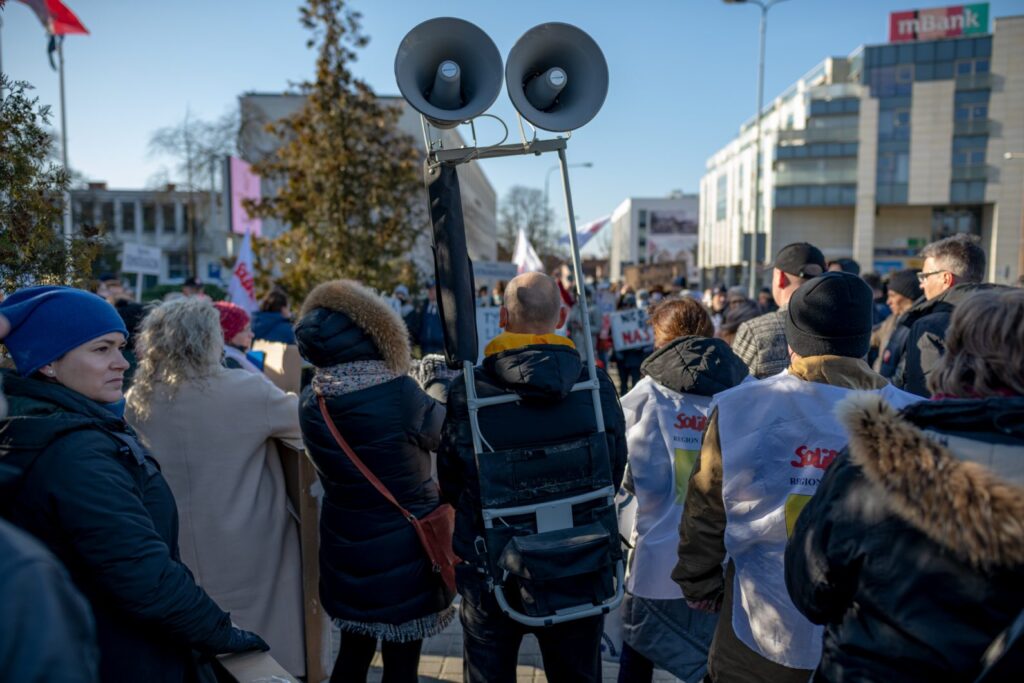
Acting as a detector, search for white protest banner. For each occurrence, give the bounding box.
[121,243,161,276]
[610,308,653,352]
[476,306,503,363]
[472,260,517,284]
[228,231,258,312]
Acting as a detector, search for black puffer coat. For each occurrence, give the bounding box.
[640,335,749,397]
[0,371,236,683]
[295,281,452,627]
[438,344,628,564]
[785,394,1024,683]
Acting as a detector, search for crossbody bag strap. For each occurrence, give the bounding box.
[317,395,415,521]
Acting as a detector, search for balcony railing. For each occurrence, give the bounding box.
[951,165,989,181]
[953,119,990,135]
[776,126,860,144]
[955,73,992,91]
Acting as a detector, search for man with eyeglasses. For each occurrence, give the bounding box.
[890,234,996,396]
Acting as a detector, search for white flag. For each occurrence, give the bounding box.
[228,231,258,312]
[513,227,544,274]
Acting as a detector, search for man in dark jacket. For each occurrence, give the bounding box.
[438,272,627,683]
[891,233,988,396]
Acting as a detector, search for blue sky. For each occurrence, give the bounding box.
[4,0,1023,234]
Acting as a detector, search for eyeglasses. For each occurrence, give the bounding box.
[916,270,949,284]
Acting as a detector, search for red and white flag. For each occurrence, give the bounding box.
[228,231,258,313]
[558,215,610,250]
[513,227,544,274]
[16,0,88,35]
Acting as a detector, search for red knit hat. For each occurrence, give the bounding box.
[213,301,250,342]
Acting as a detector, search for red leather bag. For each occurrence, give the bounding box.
[317,396,459,596]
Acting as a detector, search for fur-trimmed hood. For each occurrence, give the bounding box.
[295,280,411,375]
[837,392,1024,569]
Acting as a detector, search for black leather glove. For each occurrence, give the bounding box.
[217,627,270,654]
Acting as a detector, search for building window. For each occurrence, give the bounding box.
[162,204,177,233]
[167,252,188,280]
[142,203,156,234]
[954,90,989,123]
[638,209,647,229]
[877,152,909,184]
[100,202,115,231]
[952,135,988,167]
[716,175,727,221]
[74,201,94,230]
[121,202,136,234]
[932,207,981,241]
[879,108,911,141]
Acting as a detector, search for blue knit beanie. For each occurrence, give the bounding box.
[0,286,129,377]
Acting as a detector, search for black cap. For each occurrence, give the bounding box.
[785,272,873,358]
[772,242,826,279]
[183,276,203,288]
[887,268,922,301]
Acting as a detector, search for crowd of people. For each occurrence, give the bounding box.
[0,231,1021,683]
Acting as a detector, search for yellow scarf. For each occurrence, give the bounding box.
[484,331,576,357]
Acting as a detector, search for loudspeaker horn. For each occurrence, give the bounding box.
[395,17,503,129]
[505,23,609,133]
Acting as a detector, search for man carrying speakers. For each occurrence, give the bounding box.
[438,272,627,682]
[673,272,920,683]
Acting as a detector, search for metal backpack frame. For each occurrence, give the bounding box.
[431,137,624,626]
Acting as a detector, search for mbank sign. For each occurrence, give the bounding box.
[889,3,989,42]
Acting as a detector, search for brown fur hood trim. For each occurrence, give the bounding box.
[300,280,411,375]
[837,392,1024,569]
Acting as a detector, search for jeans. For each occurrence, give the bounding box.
[458,565,604,683]
[329,631,422,683]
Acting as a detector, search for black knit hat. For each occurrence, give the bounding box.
[785,272,873,358]
[887,268,922,301]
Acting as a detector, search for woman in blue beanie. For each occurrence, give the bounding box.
[0,286,269,683]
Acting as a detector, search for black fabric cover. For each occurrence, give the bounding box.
[0,371,234,683]
[438,344,627,566]
[425,161,477,367]
[298,377,452,625]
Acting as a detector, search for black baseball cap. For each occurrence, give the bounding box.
[772,242,826,279]
[183,276,203,288]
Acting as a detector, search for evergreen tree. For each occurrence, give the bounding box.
[246,0,424,300]
[0,76,100,293]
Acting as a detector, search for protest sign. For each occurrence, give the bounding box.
[610,308,653,352]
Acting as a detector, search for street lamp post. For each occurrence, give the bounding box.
[545,162,593,236]
[724,0,792,297]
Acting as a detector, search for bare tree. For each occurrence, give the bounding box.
[148,108,238,274]
[498,185,556,259]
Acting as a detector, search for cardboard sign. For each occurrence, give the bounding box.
[252,341,303,394]
[610,308,653,352]
[476,307,503,363]
[121,242,162,276]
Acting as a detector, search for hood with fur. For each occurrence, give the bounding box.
[296,280,410,375]
[837,392,1024,570]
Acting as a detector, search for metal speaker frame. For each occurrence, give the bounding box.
[394,17,504,129]
[505,22,609,133]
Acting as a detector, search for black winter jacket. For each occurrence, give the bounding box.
[892,283,1000,396]
[437,344,628,565]
[786,394,1024,683]
[296,302,452,626]
[0,371,236,683]
[640,335,749,397]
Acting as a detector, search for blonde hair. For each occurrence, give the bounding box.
[128,298,224,420]
[929,288,1024,398]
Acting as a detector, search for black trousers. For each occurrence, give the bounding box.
[458,566,603,683]
[330,631,423,683]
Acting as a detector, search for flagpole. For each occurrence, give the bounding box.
[58,35,72,241]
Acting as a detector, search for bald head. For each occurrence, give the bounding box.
[502,272,562,333]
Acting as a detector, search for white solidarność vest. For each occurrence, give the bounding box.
[620,376,712,599]
[715,371,920,669]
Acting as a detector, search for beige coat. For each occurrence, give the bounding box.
[126,367,306,676]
